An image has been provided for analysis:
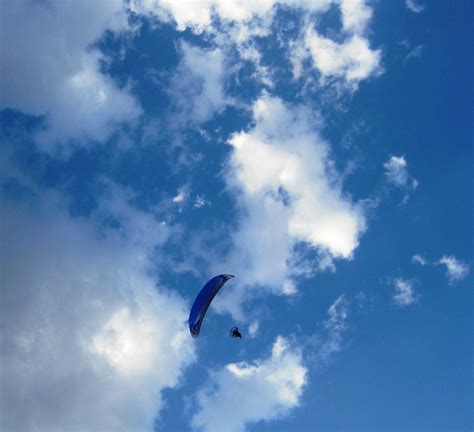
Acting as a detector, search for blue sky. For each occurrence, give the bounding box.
[0,1,472,431]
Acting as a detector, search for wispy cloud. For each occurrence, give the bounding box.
[405,44,424,63]
[173,191,187,204]
[191,336,307,432]
[194,195,210,208]
[172,186,189,204]
[411,253,470,286]
[169,42,231,126]
[384,155,418,203]
[391,277,418,307]
[315,295,350,364]
[437,255,470,285]
[248,321,260,338]
[405,0,426,13]
[412,254,428,266]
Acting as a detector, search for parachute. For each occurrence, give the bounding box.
[189,274,234,338]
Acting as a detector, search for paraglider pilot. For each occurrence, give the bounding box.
[230,327,242,338]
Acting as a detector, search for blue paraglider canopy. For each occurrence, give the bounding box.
[189,274,234,338]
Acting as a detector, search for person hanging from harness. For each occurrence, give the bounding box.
[230,326,242,338]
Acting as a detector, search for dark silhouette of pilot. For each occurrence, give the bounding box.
[231,327,242,338]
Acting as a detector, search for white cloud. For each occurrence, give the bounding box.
[384,155,418,192]
[133,0,378,90]
[0,0,142,152]
[392,278,418,307]
[231,39,275,88]
[248,321,260,338]
[0,195,195,430]
[411,253,470,286]
[131,0,274,32]
[412,254,428,266]
[0,0,379,156]
[98,180,172,255]
[173,191,187,203]
[219,94,365,306]
[132,0,277,97]
[173,186,189,204]
[282,280,298,295]
[437,255,470,285]
[405,0,426,13]
[168,42,231,126]
[302,29,381,85]
[340,0,373,34]
[327,295,349,333]
[132,0,331,33]
[405,44,424,63]
[191,336,307,432]
[315,295,349,363]
[291,0,381,88]
[194,195,210,208]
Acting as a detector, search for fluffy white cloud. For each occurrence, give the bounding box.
[220,94,365,304]
[302,29,381,85]
[131,0,331,33]
[405,0,425,13]
[384,156,408,186]
[0,0,141,152]
[437,255,470,285]
[392,278,418,307]
[133,1,379,90]
[384,155,418,199]
[0,195,194,430]
[145,0,275,31]
[291,0,381,88]
[1,0,379,155]
[340,0,373,34]
[191,336,307,432]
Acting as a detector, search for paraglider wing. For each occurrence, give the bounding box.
[189,274,234,338]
